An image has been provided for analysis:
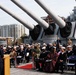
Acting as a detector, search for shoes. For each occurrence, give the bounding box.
[55,70,59,73]
[61,71,64,74]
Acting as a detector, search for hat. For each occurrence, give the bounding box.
[42,46,46,50]
[43,43,47,46]
[61,47,65,49]
[60,45,62,47]
[49,43,52,45]
[67,45,72,48]
[53,46,56,49]
[3,47,6,49]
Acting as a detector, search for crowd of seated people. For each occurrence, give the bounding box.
[1,39,76,74]
[32,40,76,73]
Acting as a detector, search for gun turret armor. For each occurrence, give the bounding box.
[35,0,72,38]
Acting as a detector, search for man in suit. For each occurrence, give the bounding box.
[0,45,4,75]
[66,45,73,58]
[55,46,67,73]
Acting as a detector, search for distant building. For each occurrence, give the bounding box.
[0,24,26,41]
[0,37,13,46]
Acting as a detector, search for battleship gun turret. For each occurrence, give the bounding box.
[35,0,72,38]
[0,4,45,41]
[11,0,56,36]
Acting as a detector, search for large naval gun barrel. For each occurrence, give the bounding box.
[11,0,56,35]
[0,4,43,40]
[0,4,34,30]
[35,0,72,38]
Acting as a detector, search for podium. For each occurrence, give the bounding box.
[4,55,10,75]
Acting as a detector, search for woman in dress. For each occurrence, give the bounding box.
[43,47,58,73]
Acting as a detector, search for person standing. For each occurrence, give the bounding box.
[55,47,67,73]
[66,45,73,58]
[43,47,58,73]
[0,45,4,75]
[25,45,31,63]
